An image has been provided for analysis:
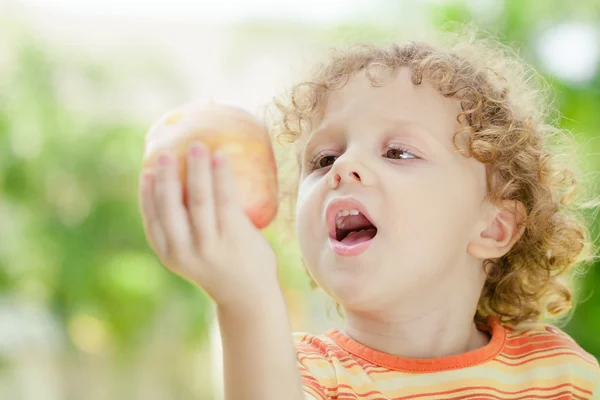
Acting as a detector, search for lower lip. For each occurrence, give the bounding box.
[328,236,375,256]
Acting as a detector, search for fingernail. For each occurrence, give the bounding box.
[189,142,205,157]
[158,154,170,165]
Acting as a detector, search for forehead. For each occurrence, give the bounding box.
[300,67,464,148]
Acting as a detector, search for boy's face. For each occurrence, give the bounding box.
[295,67,490,312]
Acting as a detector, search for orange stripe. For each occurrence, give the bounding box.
[298,354,391,375]
[504,337,574,349]
[502,346,588,359]
[399,382,594,398]
[301,377,328,400]
[505,335,571,346]
[494,351,597,366]
[444,392,584,400]
[325,382,593,399]
[506,332,557,343]
[299,347,595,375]
[331,391,582,400]
[324,316,507,373]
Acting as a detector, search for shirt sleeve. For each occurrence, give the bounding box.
[296,358,330,400]
[293,332,335,400]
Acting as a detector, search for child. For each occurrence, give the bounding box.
[139,27,600,399]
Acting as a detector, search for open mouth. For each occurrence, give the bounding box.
[325,197,378,256]
[335,211,378,244]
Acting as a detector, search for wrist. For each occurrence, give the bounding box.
[216,280,285,319]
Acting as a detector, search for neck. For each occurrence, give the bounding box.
[342,311,490,359]
[341,281,490,359]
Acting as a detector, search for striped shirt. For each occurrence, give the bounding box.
[294,316,600,399]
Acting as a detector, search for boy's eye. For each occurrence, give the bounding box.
[385,147,417,160]
[308,146,418,171]
[318,155,337,168]
[310,154,337,170]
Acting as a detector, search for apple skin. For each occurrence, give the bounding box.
[142,102,279,229]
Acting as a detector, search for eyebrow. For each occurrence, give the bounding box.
[301,120,341,162]
[383,119,442,154]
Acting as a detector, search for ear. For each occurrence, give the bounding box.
[467,199,527,260]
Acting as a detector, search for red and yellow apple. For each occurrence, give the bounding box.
[141,102,279,229]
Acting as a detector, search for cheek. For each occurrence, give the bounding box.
[295,179,323,242]
[410,170,483,243]
[385,169,477,240]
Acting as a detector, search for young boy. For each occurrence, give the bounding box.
[139,30,600,399]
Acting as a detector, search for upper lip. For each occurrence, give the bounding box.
[324,196,377,241]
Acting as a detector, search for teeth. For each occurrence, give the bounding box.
[335,209,361,229]
[335,209,360,219]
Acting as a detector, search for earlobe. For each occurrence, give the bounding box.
[467,200,527,260]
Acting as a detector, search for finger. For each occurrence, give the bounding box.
[212,152,248,235]
[139,172,168,256]
[186,141,217,246]
[153,153,193,258]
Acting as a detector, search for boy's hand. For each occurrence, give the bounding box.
[138,142,279,308]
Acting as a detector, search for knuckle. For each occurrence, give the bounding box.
[195,237,215,257]
[155,202,168,219]
[178,251,197,268]
[152,178,163,192]
[194,233,215,252]
[218,198,232,211]
[155,170,168,184]
[195,237,214,253]
[217,190,235,207]
[164,248,193,270]
[188,191,208,209]
[154,182,168,202]
[161,243,175,260]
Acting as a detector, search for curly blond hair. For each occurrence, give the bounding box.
[268,26,598,329]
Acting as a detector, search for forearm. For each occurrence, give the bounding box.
[216,284,305,400]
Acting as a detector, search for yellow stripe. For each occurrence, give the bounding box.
[326,375,594,399]
[300,359,597,389]
[294,331,599,399]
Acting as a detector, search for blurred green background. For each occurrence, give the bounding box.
[0,0,599,399]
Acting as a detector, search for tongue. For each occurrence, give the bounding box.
[340,213,373,231]
[341,229,377,245]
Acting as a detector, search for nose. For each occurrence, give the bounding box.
[327,152,374,189]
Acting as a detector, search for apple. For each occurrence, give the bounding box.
[141,102,279,229]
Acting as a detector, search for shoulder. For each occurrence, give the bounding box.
[489,320,599,398]
[507,322,598,365]
[500,321,599,382]
[292,331,341,399]
[292,331,340,361]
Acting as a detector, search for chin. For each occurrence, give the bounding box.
[330,286,383,313]
[317,264,375,304]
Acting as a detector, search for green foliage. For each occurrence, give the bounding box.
[1,0,598,362]
[0,26,212,352]
[428,0,600,361]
